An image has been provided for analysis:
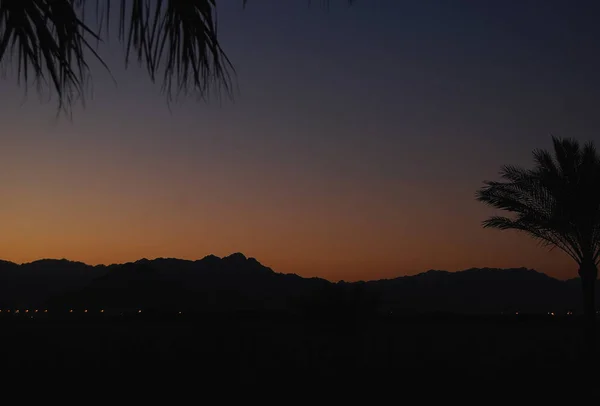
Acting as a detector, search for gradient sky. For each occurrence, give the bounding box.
[1,0,600,281]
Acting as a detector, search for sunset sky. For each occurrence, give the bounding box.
[1,0,600,281]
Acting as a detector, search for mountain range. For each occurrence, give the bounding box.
[0,253,590,314]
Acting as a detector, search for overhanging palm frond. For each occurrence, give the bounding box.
[476,136,600,266]
[92,0,234,102]
[0,0,234,112]
[0,0,104,111]
[0,0,357,112]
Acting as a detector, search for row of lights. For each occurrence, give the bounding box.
[1,309,124,313]
[0,309,48,313]
[501,311,576,316]
[0,309,186,315]
[545,311,576,316]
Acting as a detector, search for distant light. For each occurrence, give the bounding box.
[69,309,73,313]
[100,310,104,313]
[551,312,555,316]
[84,309,88,313]
[15,310,19,314]
[7,310,10,313]
[178,311,182,315]
[138,310,142,313]
[44,309,48,313]
[34,310,38,313]
[25,310,29,313]
[515,312,519,315]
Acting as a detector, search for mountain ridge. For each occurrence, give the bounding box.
[0,254,590,314]
[0,256,566,282]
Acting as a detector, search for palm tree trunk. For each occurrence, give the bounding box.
[578,261,597,361]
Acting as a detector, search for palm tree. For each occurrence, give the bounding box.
[0,0,353,113]
[476,136,600,357]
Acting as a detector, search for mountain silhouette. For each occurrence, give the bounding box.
[44,253,330,313]
[0,255,590,314]
[368,267,579,314]
[0,259,108,308]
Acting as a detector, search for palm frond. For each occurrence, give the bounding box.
[552,136,581,180]
[1,0,357,112]
[0,0,234,111]
[532,148,558,176]
[101,0,234,103]
[0,0,103,112]
[482,216,582,263]
[477,136,600,266]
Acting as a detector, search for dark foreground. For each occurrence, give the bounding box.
[0,313,592,383]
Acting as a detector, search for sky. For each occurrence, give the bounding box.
[1,0,600,281]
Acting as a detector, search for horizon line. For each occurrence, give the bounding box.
[0,254,576,283]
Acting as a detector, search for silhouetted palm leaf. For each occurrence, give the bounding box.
[0,0,355,113]
[476,137,600,265]
[0,0,103,110]
[0,0,235,112]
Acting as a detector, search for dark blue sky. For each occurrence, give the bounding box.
[1,0,600,281]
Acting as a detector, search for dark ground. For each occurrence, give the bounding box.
[0,313,590,385]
